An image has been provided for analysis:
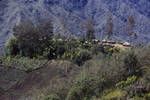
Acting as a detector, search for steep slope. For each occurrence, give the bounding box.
[0,0,150,50]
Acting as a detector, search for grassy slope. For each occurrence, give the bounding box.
[0,46,150,100]
[0,60,80,100]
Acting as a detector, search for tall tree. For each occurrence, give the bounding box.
[59,16,73,40]
[85,19,95,41]
[127,15,135,36]
[127,15,138,42]
[105,14,113,39]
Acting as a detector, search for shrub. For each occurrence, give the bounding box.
[65,39,81,51]
[85,19,95,41]
[110,46,121,53]
[136,46,150,67]
[123,51,141,76]
[91,44,104,55]
[5,36,19,56]
[62,50,78,61]
[45,39,82,60]
[145,93,150,100]
[81,41,92,50]
[101,89,126,100]
[1,56,48,72]
[72,49,92,66]
[44,94,60,100]
[45,39,66,60]
[66,76,101,100]
[103,45,114,55]
[128,79,150,97]
[66,54,126,100]
[116,76,137,88]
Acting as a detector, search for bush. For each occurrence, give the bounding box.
[45,39,81,60]
[44,39,66,60]
[102,45,114,55]
[101,89,126,100]
[5,36,19,56]
[136,46,150,67]
[91,44,104,55]
[72,49,92,66]
[44,94,60,100]
[128,79,150,97]
[116,76,137,88]
[66,76,101,100]
[66,53,127,100]
[124,51,141,76]
[145,93,150,100]
[81,41,92,50]
[1,56,48,72]
[110,46,121,53]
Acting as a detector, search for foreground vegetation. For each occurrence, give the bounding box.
[0,21,150,100]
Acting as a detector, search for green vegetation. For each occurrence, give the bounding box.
[1,56,48,72]
[124,51,141,76]
[1,21,150,100]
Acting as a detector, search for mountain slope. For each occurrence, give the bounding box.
[0,0,150,49]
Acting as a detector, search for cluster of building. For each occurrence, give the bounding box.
[92,39,132,48]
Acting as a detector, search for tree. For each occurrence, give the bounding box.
[126,15,138,41]
[59,16,73,40]
[105,14,113,39]
[127,15,135,36]
[85,19,95,41]
[124,51,141,76]
[13,19,53,57]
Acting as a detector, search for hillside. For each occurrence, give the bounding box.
[0,0,150,49]
[0,60,80,100]
[0,46,150,100]
[0,1,149,100]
